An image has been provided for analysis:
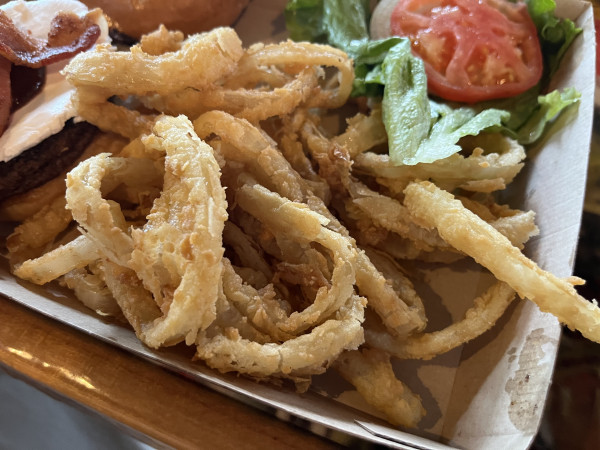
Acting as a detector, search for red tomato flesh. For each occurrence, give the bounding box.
[390,0,543,103]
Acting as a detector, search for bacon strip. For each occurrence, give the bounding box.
[0,9,101,136]
[0,10,100,68]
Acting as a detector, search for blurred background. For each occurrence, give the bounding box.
[531,7,600,448]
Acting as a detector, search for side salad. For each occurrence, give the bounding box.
[285,0,582,165]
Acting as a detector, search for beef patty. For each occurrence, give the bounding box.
[0,120,98,201]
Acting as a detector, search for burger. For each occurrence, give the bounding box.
[0,0,110,221]
[0,0,251,222]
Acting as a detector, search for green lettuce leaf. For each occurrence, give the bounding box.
[285,0,581,166]
[509,87,581,144]
[286,0,403,97]
[381,41,509,165]
[380,40,432,164]
[525,0,582,79]
[284,0,327,43]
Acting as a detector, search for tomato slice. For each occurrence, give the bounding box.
[390,0,543,103]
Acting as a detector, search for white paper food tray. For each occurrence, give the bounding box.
[0,0,595,448]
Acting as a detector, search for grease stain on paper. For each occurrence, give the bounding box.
[505,328,557,432]
[507,346,517,363]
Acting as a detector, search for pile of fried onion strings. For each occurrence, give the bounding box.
[6,26,600,428]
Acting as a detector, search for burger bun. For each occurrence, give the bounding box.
[81,0,251,38]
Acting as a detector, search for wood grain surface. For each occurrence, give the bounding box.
[0,296,341,449]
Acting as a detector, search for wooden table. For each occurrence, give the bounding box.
[0,295,341,449]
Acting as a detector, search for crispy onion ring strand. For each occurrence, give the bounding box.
[64,27,244,96]
[14,235,101,285]
[354,135,525,194]
[366,281,516,360]
[221,258,293,342]
[195,294,366,378]
[404,181,600,343]
[129,115,228,347]
[6,195,72,266]
[65,153,161,266]
[244,40,354,109]
[145,67,320,123]
[101,260,163,340]
[334,349,425,428]
[235,182,358,335]
[195,111,426,337]
[73,87,155,139]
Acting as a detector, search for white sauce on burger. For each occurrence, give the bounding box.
[0,0,110,162]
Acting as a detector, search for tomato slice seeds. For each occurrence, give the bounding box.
[390,0,543,102]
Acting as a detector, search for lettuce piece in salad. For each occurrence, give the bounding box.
[286,0,399,97]
[284,0,582,166]
[526,0,582,79]
[497,87,581,144]
[284,0,328,42]
[380,41,509,165]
